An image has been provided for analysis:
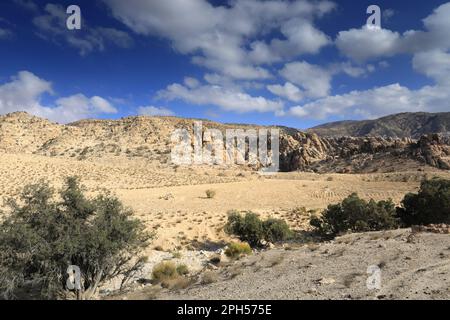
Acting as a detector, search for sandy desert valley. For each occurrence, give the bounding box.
[0,111,448,300]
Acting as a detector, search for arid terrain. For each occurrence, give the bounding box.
[0,111,449,300]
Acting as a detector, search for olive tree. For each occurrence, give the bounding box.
[0,177,152,300]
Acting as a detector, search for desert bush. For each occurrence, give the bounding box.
[224,211,293,247]
[0,177,152,300]
[262,219,293,243]
[176,264,189,276]
[152,262,178,282]
[152,261,190,282]
[205,189,216,199]
[310,193,399,238]
[397,178,450,226]
[225,211,264,247]
[225,242,252,258]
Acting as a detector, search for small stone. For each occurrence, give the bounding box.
[318,277,336,285]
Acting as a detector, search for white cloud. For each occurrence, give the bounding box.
[289,79,450,120]
[0,71,117,123]
[33,3,133,56]
[267,82,303,102]
[103,0,334,79]
[0,28,12,39]
[279,61,332,98]
[383,9,395,21]
[183,77,200,89]
[248,19,331,64]
[413,50,450,86]
[336,62,373,78]
[336,26,401,62]
[336,3,450,62]
[291,19,450,121]
[289,84,417,119]
[158,82,284,114]
[138,106,175,116]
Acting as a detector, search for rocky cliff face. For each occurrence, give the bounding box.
[0,112,449,173]
[279,132,450,173]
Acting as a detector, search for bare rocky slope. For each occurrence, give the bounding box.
[0,111,449,173]
[308,112,450,139]
[114,229,450,300]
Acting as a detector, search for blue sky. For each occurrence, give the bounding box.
[0,0,449,129]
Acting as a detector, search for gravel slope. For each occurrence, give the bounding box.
[157,229,450,300]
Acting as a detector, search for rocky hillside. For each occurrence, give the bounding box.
[308,112,450,139]
[151,229,450,300]
[0,111,449,173]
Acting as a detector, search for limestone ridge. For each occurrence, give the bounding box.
[0,111,449,173]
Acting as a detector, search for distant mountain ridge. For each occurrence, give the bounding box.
[308,112,450,138]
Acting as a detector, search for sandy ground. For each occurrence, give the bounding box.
[118,176,421,250]
[1,152,449,252]
[0,152,448,300]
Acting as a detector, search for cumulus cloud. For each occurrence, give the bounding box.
[32,3,133,56]
[279,61,332,98]
[103,0,334,79]
[413,50,450,86]
[290,82,450,120]
[289,50,450,119]
[0,71,117,123]
[158,82,284,115]
[336,3,450,62]
[138,106,175,116]
[285,3,450,121]
[336,26,401,62]
[267,82,303,102]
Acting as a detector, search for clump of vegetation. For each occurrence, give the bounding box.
[397,178,450,226]
[176,264,189,276]
[310,193,399,238]
[263,218,293,243]
[152,262,178,282]
[205,189,216,199]
[224,211,293,247]
[0,177,152,300]
[152,261,190,289]
[225,242,252,258]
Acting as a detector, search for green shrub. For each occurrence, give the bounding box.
[397,178,450,226]
[176,264,189,276]
[310,193,399,238]
[225,211,264,247]
[263,219,293,243]
[152,262,177,282]
[0,177,152,300]
[205,189,216,199]
[152,262,190,282]
[225,242,252,258]
[224,211,293,247]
